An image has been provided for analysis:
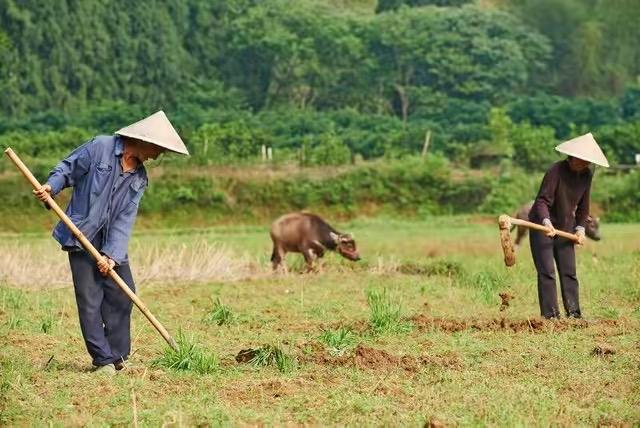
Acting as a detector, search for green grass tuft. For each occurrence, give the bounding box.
[249,345,296,374]
[398,259,463,277]
[203,297,235,326]
[318,327,358,356]
[40,312,55,334]
[152,332,219,374]
[366,288,412,335]
[1,287,26,310]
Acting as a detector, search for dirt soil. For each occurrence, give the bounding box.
[409,315,619,333]
[499,292,514,311]
[236,348,259,363]
[592,343,616,357]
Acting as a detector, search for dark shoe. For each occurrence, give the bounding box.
[114,360,131,371]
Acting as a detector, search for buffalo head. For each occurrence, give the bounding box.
[586,216,601,241]
[330,232,360,261]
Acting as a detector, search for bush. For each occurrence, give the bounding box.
[507,95,621,139]
[598,171,640,222]
[479,168,542,215]
[594,122,640,165]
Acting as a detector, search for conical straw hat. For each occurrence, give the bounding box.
[116,111,189,155]
[555,132,609,167]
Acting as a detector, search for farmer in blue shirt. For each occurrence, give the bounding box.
[33,111,189,375]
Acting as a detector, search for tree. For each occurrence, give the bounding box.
[376,0,473,13]
[366,6,550,125]
[222,1,366,110]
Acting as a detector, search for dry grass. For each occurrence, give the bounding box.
[0,238,262,289]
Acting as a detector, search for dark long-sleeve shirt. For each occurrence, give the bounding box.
[529,159,592,233]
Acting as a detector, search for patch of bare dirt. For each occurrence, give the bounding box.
[297,341,351,367]
[220,378,303,403]
[299,342,456,373]
[419,351,465,370]
[409,315,620,334]
[235,348,259,363]
[354,345,420,372]
[327,319,369,334]
[596,415,630,427]
[425,417,445,428]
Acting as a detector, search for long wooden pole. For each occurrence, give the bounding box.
[4,148,178,351]
[504,216,580,242]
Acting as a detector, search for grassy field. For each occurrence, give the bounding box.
[1,217,639,425]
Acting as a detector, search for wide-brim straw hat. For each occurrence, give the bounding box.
[116,111,189,155]
[555,132,609,167]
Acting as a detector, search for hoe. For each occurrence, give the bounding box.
[498,214,580,267]
[5,148,178,351]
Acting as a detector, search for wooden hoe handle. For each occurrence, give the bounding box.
[4,148,178,351]
[498,215,579,242]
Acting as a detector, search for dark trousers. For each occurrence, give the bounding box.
[68,251,135,366]
[529,230,581,318]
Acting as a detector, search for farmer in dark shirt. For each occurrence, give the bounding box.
[529,133,609,319]
[33,111,189,375]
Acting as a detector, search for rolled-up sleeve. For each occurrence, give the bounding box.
[46,141,93,196]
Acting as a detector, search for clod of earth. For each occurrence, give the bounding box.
[408,315,619,334]
[592,343,616,357]
[236,348,259,363]
[425,417,445,428]
[354,345,420,372]
[499,292,514,311]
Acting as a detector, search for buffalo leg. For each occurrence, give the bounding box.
[310,241,325,258]
[271,245,285,271]
[301,248,316,273]
[514,225,528,248]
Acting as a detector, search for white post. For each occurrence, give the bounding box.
[267,147,273,161]
[421,130,432,158]
[261,145,267,161]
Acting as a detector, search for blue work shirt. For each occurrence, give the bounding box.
[46,135,148,264]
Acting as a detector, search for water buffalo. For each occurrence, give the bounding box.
[270,212,360,271]
[513,200,601,247]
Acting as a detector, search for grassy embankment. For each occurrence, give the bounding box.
[1,156,637,233]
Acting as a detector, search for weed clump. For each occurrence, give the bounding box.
[457,269,508,304]
[398,259,463,277]
[203,298,235,326]
[152,332,219,374]
[236,345,296,374]
[40,313,55,334]
[366,288,412,335]
[318,327,358,356]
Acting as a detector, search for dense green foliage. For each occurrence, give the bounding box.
[0,0,638,222]
[5,155,634,231]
